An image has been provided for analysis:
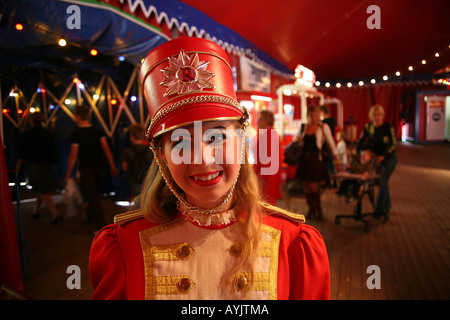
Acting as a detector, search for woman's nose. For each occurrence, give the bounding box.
[192,141,216,166]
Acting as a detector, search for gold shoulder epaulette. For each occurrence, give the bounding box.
[259,201,305,224]
[114,209,145,226]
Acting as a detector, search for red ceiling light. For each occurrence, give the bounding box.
[90,49,98,56]
[15,23,24,31]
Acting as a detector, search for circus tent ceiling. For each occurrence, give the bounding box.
[0,0,449,85]
[181,0,450,81]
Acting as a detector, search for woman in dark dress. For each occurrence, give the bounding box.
[357,105,397,219]
[296,106,339,220]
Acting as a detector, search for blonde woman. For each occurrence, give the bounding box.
[89,38,329,300]
[357,105,397,220]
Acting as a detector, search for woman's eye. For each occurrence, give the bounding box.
[171,138,191,150]
[207,133,227,144]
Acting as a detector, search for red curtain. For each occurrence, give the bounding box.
[321,82,444,139]
[0,138,23,293]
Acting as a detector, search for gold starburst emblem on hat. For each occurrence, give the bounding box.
[160,49,215,97]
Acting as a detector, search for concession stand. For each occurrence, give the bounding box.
[275,65,343,190]
[276,65,322,184]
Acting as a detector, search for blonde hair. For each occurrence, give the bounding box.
[369,104,385,120]
[134,126,263,296]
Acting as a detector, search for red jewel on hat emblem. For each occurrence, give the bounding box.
[160,49,215,97]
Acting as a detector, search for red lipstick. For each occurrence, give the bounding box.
[190,171,223,186]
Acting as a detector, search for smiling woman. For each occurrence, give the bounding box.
[89,37,330,300]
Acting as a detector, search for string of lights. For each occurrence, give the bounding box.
[13,21,127,63]
[11,17,450,93]
[314,44,450,88]
[2,71,143,133]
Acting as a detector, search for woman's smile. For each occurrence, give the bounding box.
[190,170,222,182]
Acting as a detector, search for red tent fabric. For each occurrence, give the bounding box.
[0,138,23,293]
[321,81,445,139]
[181,0,450,81]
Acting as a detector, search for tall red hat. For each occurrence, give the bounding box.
[140,37,248,140]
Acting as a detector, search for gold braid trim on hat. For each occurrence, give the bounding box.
[145,95,248,141]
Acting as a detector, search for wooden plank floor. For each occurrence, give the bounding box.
[13,142,450,300]
[300,141,450,300]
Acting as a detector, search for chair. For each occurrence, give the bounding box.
[333,159,381,232]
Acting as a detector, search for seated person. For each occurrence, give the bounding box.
[336,149,373,201]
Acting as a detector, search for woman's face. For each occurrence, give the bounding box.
[372,109,384,126]
[160,120,242,210]
[309,110,320,124]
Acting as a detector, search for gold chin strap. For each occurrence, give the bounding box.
[149,118,249,216]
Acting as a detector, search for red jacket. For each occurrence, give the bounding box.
[89,207,330,300]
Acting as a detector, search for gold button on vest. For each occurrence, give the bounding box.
[229,242,243,256]
[177,244,192,259]
[236,273,248,290]
[177,277,191,292]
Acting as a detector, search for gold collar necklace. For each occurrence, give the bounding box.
[177,201,237,227]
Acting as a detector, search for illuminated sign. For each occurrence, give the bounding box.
[294,65,316,88]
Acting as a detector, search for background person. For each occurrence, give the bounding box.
[295,106,340,220]
[16,112,61,223]
[319,105,336,188]
[336,149,373,201]
[357,104,397,219]
[336,131,348,169]
[121,123,153,199]
[65,105,118,232]
[254,110,281,205]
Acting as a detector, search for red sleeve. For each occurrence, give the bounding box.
[89,225,127,300]
[289,224,330,300]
